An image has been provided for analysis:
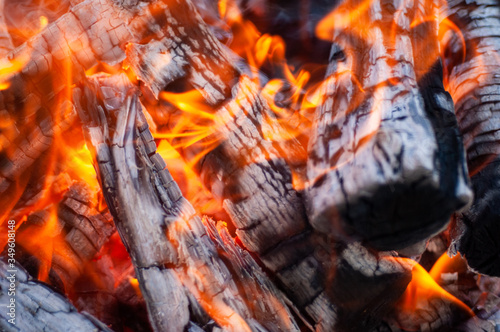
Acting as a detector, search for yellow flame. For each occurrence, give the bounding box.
[39,16,48,29]
[395,257,473,317]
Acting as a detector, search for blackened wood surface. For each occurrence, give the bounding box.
[122,3,343,328]
[306,0,472,250]
[0,260,112,332]
[443,0,500,276]
[77,73,298,332]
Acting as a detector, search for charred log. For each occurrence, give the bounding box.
[443,0,500,276]
[77,73,298,331]
[304,0,472,251]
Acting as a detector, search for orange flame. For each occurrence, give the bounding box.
[39,16,48,29]
[401,261,472,313]
[394,256,474,330]
[429,253,468,281]
[16,206,62,282]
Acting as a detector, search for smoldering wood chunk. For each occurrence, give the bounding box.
[443,0,500,276]
[77,73,298,331]
[205,218,300,332]
[450,158,500,276]
[306,0,472,251]
[329,243,412,332]
[0,99,77,218]
[0,260,112,332]
[124,1,310,256]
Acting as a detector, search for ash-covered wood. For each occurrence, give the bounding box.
[77,73,298,332]
[0,260,112,332]
[306,0,472,251]
[204,218,300,331]
[122,3,343,329]
[442,0,500,276]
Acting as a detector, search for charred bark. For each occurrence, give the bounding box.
[443,0,500,276]
[122,2,420,330]
[77,73,298,332]
[306,0,472,251]
[0,260,112,332]
[121,2,342,329]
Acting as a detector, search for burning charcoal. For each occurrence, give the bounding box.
[0,100,77,217]
[204,217,299,331]
[123,2,422,330]
[306,0,472,251]
[0,259,112,332]
[442,0,500,276]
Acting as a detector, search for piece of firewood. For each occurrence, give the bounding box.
[0,0,327,327]
[306,0,472,251]
[204,218,300,331]
[442,0,500,276]
[77,73,298,332]
[0,0,182,205]
[0,100,77,217]
[0,259,112,332]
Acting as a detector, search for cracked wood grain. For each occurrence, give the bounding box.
[443,0,500,276]
[13,182,115,293]
[0,260,112,332]
[77,73,297,332]
[306,0,472,250]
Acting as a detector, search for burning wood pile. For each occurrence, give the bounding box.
[0,0,499,331]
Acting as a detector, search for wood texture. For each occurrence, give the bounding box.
[123,2,418,330]
[77,73,298,332]
[306,0,472,250]
[0,260,112,332]
[443,0,500,276]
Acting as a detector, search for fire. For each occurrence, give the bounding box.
[62,143,99,194]
[395,256,474,330]
[0,0,493,329]
[0,58,28,91]
[39,16,48,29]
[156,140,222,216]
[16,206,66,282]
[315,0,373,41]
[429,253,468,281]
[129,277,142,298]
